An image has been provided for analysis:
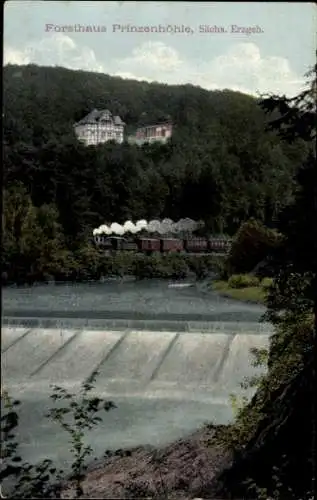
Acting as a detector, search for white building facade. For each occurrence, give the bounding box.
[74,109,125,146]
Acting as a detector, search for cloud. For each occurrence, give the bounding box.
[3,33,105,73]
[4,34,304,96]
[120,41,183,73]
[203,43,304,96]
[114,40,304,96]
[3,47,29,65]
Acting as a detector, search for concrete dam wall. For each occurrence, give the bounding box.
[1,282,273,470]
[2,325,271,401]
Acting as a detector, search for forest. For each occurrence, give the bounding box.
[2,63,310,283]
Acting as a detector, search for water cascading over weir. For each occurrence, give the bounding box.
[1,281,273,470]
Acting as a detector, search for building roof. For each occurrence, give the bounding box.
[99,110,112,121]
[113,115,125,126]
[74,109,125,126]
[137,122,172,130]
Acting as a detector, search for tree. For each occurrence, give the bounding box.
[261,60,317,333]
[210,60,316,500]
[226,218,282,276]
[2,184,71,283]
[2,184,42,279]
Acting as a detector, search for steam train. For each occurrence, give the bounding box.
[93,234,232,255]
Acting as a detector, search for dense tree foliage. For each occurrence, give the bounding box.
[210,61,317,500]
[225,218,282,277]
[2,63,309,282]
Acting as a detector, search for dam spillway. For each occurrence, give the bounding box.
[2,325,271,401]
[1,280,273,471]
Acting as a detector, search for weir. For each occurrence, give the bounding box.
[1,282,273,470]
[2,324,271,400]
[1,316,272,332]
[0,320,272,474]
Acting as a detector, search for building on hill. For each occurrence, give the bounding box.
[128,122,173,146]
[74,109,125,145]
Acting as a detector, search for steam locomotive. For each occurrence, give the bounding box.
[93,234,232,255]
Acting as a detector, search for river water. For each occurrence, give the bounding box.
[2,278,265,324]
[1,279,272,475]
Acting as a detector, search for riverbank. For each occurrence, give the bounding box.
[212,281,266,304]
[2,252,224,286]
[211,277,272,305]
[60,424,232,499]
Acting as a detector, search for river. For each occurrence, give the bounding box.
[2,278,265,324]
[1,279,272,475]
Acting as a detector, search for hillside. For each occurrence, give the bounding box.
[4,63,276,143]
[2,64,309,282]
[3,64,309,153]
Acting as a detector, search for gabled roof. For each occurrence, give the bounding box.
[113,115,125,126]
[99,110,112,121]
[74,109,125,127]
[74,108,100,125]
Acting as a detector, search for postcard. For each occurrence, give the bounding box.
[2,2,316,499]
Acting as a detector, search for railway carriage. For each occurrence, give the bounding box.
[184,238,208,253]
[137,238,161,254]
[160,238,184,253]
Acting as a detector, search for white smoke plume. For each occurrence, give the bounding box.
[93,218,204,237]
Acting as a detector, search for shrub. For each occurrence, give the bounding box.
[134,253,190,279]
[212,255,229,280]
[47,371,116,497]
[1,390,63,498]
[167,254,190,279]
[214,315,314,499]
[261,277,273,289]
[1,372,116,498]
[228,274,260,289]
[73,245,102,281]
[187,255,218,279]
[42,249,77,282]
[112,252,137,276]
[226,218,282,276]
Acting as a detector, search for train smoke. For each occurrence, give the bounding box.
[93,218,204,236]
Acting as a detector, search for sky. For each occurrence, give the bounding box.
[3,1,317,97]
